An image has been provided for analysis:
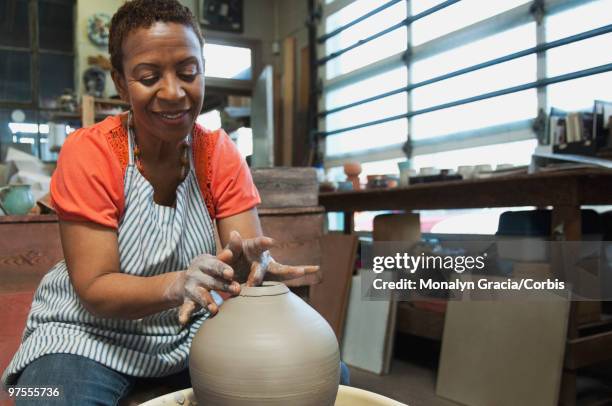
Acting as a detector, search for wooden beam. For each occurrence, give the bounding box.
[282,37,296,166]
[81,94,95,127]
[273,73,282,166]
[297,45,311,166]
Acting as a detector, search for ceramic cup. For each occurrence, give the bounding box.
[0,184,35,215]
[457,165,475,180]
[471,164,493,179]
[397,161,415,187]
[419,167,440,176]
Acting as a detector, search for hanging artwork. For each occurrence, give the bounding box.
[199,0,243,33]
[87,13,111,47]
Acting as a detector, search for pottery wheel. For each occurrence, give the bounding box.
[139,386,407,406]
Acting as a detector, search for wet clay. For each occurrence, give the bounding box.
[189,282,340,405]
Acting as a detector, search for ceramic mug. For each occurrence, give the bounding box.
[0,184,35,215]
[397,161,414,187]
[419,167,440,176]
[457,165,475,180]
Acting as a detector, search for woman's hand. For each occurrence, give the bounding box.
[222,231,320,287]
[165,252,241,326]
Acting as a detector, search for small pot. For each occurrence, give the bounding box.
[343,162,362,177]
[0,184,35,215]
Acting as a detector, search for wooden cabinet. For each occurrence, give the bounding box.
[0,215,63,374]
[0,214,63,294]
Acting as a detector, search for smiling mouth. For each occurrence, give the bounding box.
[153,110,190,120]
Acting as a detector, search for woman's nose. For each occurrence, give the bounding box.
[158,75,186,101]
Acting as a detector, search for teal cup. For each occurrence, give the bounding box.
[0,184,35,215]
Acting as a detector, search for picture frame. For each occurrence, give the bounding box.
[198,0,244,33]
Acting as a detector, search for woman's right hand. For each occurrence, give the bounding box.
[165,251,241,326]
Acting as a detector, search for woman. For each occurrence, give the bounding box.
[2,1,344,404]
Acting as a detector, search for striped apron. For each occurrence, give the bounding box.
[2,127,217,385]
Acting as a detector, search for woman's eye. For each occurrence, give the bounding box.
[179,72,198,82]
[139,76,158,86]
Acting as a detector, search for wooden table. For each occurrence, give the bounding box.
[319,168,612,406]
[320,168,612,234]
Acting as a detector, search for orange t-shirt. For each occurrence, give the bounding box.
[50,115,261,229]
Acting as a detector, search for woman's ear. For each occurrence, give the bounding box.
[111,69,129,103]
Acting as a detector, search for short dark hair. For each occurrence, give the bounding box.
[109,0,204,74]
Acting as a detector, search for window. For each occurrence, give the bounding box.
[321,1,408,161]
[0,0,30,48]
[0,0,75,161]
[204,43,253,80]
[411,23,536,83]
[318,0,612,233]
[547,72,612,112]
[326,119,407,157]
[325,0,407,79]
[326,66,407,110]
[410,0,532,46]
[412,139,538,170]
[197,109,222,130]
[545,0,612,111]
[411,90,538,140]
[0,50,31,102]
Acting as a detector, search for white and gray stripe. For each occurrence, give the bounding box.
[2,127,217,385]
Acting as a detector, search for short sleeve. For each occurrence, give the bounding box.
[210,130,261,219]
[50,126,125,228]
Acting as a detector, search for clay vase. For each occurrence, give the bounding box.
[189,282,340,405]
[343,161,362,191]
[0,185,35,215]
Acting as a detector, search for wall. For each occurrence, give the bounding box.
[179,0,277,71]
[275,0,311,165]
[75,0,124,98]
[75,0,309,97]
[276,0,309,58]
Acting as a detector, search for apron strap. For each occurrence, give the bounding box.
[127,111,135,166]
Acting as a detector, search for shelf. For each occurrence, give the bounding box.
[48,96,128,126]
[81,95,127,126]
[93,98,129,107]
[49,111,115,122]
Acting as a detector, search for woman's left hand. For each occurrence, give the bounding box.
[220,231,319,286]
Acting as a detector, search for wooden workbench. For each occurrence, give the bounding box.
[319,168,612,406]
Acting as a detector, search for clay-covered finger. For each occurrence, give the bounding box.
[206,275,240,294]
[244,236,276,257]
[247,261,266,287]
[193,257,234,281]
[216,247,234,266]
[178,298,198,326]
[185,282,210,308]
[227,230,244,256]
[268,262,320,280]
[189,271,240,294]
[198,287,218,315]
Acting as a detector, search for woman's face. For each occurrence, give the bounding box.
[113,22,204,143]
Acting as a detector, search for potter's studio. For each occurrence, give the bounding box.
[2,1,612,406]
